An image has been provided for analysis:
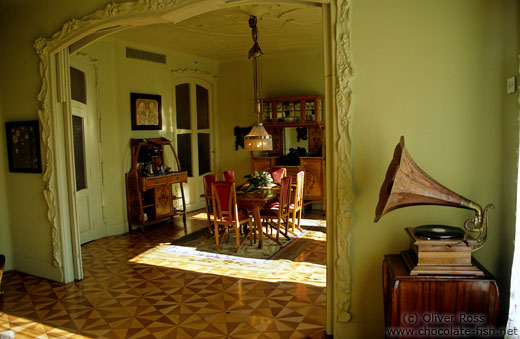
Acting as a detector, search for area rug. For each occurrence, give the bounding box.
[169,227,306,260]
[129,228,327,286]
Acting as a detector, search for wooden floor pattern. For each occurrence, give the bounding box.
[0,210,328,338]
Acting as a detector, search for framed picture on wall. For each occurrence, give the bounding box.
[5,120,42,173]
[130,92,162,130]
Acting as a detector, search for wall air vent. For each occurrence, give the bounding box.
[126,47,166,64]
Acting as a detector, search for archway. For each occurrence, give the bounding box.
[34,0,354,333]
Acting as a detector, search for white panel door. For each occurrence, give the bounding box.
[174,76,215,212]
[70,56,105,244]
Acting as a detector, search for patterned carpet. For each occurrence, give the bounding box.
[170,223,308,259]
[0,210,328,338]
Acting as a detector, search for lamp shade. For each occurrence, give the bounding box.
[244,124,273,151]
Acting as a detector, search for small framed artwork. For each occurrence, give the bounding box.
[5,120,42,173]
[130,92,162,130]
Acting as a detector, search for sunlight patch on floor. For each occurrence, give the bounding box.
[300,230,326,241]
[189,212,213,221]
[299,218,327,227]
[0,313,89,338]
[129,244,326,287]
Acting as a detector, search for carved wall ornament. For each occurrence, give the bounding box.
[35,43,61,269]
[333,0,354,323]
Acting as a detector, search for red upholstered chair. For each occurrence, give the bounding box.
[211,181,254,252]
[203,174,217,234]
[260,175,292,243]
[268,167,286,184]
[222,170,235,183]
[289,171,305,233]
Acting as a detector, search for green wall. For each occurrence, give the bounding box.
[0,88,12,269]
[218,51,325,182]
[346,0,517,335]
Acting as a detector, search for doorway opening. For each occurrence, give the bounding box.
[35,0,355,332]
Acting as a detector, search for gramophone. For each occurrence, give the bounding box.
[374,136,494,276]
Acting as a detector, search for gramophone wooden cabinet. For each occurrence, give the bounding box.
[383,254,499,338]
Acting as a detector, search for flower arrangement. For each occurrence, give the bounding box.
[243,171,274,192]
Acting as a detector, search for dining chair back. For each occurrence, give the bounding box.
[281,176,292,208]
[259,175,292,243]
[269,167,286,184]
[203,174,217,233]
[222,170,235,183]
[211,181,254,252]
[289,171,305,232]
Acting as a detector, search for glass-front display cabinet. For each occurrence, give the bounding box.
[252,95,325,209]
[261,95,323,124]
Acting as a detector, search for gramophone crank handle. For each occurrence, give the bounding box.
[460,198,494,251]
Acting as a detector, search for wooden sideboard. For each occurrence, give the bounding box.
[125,138,187,231]
[251,156,325,207]
[251,95,325,209]
[383,254,499,338]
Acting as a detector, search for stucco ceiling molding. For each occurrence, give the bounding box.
[35,0,177,54]
[171,68,218,80]
[333,0,354,323]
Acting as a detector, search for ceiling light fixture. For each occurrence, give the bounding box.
[244,16,273,152]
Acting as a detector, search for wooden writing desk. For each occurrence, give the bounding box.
[125,138,187,232]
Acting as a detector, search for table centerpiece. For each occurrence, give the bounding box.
[243,171,274,192]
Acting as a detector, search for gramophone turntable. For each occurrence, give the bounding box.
[374,136,494,276]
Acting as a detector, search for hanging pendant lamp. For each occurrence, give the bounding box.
[244,16,273,152]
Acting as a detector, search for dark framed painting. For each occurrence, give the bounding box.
[5,120,42,173]
[130,92,162,130]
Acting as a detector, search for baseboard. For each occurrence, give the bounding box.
[106,222,127,237]
[13,254,63,282]
[186,202,205,212]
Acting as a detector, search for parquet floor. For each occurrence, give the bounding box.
[0,210,328,338]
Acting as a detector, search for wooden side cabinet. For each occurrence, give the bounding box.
[125,138,187,232]
[300,157,325,203]
[383,254,499,338]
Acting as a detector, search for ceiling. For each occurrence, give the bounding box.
[110,4,323,61]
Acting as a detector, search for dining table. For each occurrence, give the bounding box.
[236,186,280,249]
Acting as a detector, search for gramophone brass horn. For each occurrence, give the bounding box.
[374,136,493,251]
